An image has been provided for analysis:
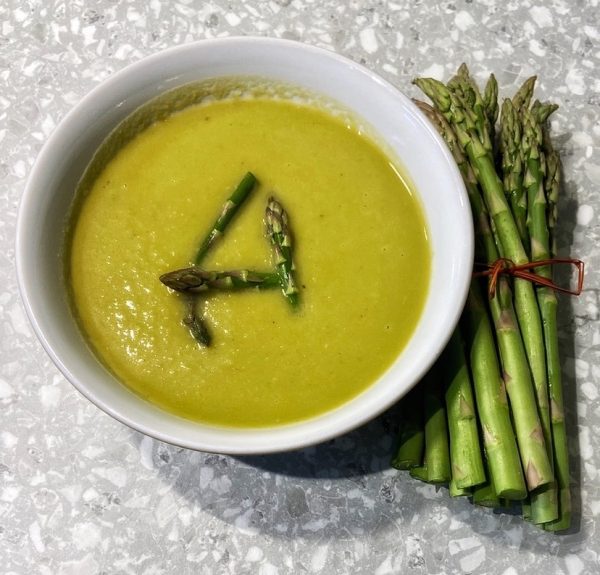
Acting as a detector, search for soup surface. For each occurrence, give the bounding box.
[69,93,430,427]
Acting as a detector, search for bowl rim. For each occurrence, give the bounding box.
[16,36,473,454]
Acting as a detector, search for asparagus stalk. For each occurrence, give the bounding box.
[449,480,471,498]
[460,67,496,152]
[532,100,559,124]
[483,73,499,146]
[525,107,571,529]
[176,172,259,345]
[414,75,553,489]
[474,176,551,493]
[522,107,559,523]
[423,368,451,484]
[473,452,502,507]
[183,296,211,347]
[414,78,529,256]
[500,99,528,245]
[409,464,429,482]
[472,481,501,508]
[265,197,300,308]
[512,76,536,112]
[523,107,551,279]
[392,386,425,470]
[462,282,527,499]
[194,172,258,264]
[545,134,560,258]
[447,68,493,154]
[160,268,280,293]
[417,99,544,494]
[542,146,570,528]
[443,329,486,489]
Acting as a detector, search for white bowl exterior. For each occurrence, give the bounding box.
[16,38,472,454]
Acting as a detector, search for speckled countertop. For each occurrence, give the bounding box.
[2,1,599,574]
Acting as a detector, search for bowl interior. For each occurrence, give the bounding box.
[16,38,472,454]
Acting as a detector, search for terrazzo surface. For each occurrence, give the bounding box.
[2,1,600,573]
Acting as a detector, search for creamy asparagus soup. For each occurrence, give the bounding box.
[69,83,431,427]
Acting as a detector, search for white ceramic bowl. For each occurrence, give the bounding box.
[16,38,472,454]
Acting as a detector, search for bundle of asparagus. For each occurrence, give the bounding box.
[393,64,581,531]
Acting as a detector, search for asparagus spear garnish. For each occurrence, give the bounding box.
[185,172,258,345]
[414,75,553,490]
[443,328,486,490]
[265,196,300,308]
[522,106,559,524]
[194,172,258,264]
[423,368,451,484]
[391,385,425,470]
[183,296,211,347]
[161,268,279,293]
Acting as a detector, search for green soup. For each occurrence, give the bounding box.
[69,89,430,427]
